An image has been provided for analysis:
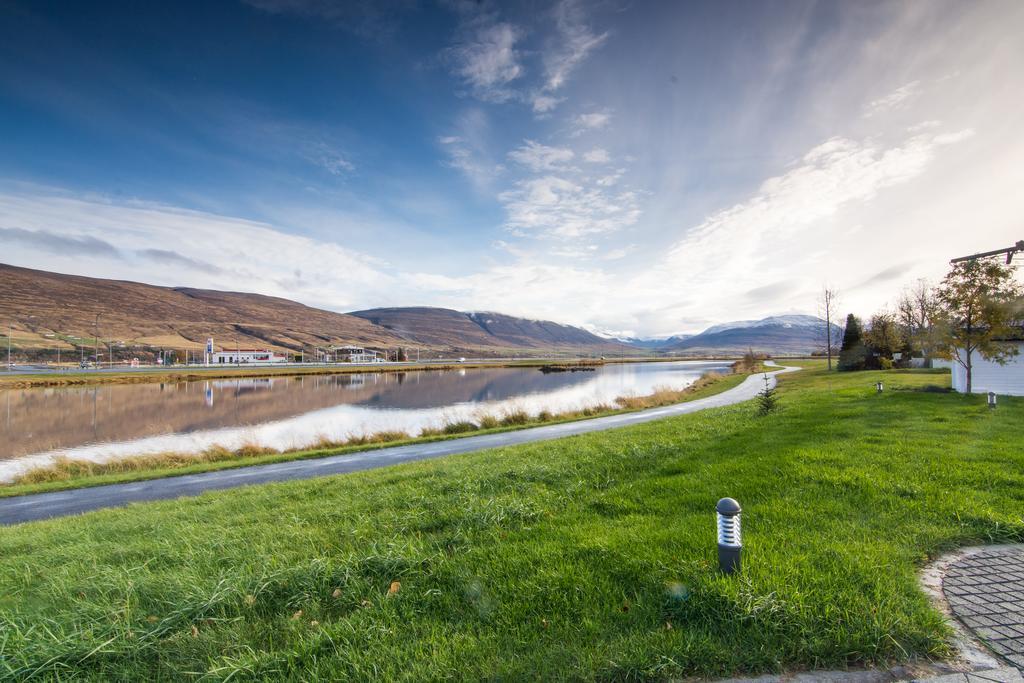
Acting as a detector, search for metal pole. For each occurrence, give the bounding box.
[950,239,1023,265]
[6,323,10,369]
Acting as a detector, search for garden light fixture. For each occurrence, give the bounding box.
[716,497,742,575]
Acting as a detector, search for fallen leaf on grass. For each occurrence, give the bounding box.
[388,581,401,596]
[291,610,303,620]
[332,588,342,599]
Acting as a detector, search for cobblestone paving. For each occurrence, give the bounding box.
[944,548,1024,673]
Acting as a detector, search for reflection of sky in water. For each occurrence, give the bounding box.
[0,361,730,480]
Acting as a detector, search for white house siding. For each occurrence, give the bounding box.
[937,342,1024,395]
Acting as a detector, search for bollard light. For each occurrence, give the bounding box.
[988,391,997,409]
[876,381,884,393]
[716,498,742,575]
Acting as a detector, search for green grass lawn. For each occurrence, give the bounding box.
[1,363,1021,681]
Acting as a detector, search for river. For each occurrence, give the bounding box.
[0,360,732,480]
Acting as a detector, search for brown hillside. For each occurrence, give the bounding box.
[0,263,405,353]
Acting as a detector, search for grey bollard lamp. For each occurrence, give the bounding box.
[716,497,742,575]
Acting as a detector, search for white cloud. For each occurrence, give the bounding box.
[542,0,609,92]
[863,80,921,117]
[622,125,981,334]
[499,174,641,238]
[446,22,524,102]
[531,93,564,114]
[508,140,575,171]
[583,148,609,163]
[571,111,610,135]
[0,189,392,312]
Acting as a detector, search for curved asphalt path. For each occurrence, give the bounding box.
[0,363,799,525]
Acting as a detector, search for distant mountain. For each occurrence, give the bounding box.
[618,335,693,349]
[665,315,840,355]
[349,307,632,353]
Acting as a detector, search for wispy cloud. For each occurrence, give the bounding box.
[0,227,122,259]
[0,189,392,312]
[583,148,609,163]
[445,22,524,102]
[508,140,575,171]
[863,80,921,117]
[438,109,504,192]
[303,143,355,175]
[542,0,609,92]
[571,111,611,136]
[498,175,640,239]
[530,93,564,114]
[137,249,224,275]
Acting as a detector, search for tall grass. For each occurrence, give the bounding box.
[10,431,411,485]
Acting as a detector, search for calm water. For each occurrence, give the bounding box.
[0,361,730,479]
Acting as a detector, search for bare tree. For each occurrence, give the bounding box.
[818,286,840,370]
[896,278,941,366]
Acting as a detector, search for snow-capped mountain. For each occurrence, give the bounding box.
[665,314,840,355]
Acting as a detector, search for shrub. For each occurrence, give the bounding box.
[478,414,500,429]
[500,409,530,426]
[443,420,479,435]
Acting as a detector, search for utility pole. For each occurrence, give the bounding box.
[6,323,11,369]
[94,314,100,368]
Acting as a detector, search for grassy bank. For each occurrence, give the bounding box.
[0,368,750,497]
[1,363,1021,680]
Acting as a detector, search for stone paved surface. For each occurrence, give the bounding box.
[944,547,1024,674]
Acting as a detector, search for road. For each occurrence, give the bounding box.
[0,363,798,525]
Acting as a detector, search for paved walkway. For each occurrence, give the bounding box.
[942,547,1024,676]
[0,363,798,525]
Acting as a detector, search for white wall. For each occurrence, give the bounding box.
[940,343,1024,395]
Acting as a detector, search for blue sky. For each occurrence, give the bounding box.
[1,0,1022,337]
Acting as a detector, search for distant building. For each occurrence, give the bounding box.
[333,346,381,363]
[209,349,287,364]
[934,341,1024,396]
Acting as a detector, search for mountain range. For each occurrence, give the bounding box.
[660,314,838,355]
[0,264,628,357]
[0,263,835,357]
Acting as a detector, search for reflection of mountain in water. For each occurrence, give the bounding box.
[0,362,729,461]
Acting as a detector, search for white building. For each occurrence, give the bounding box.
[934,341,1024,395]
[209,349,287,364]
[333,346,381,363]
